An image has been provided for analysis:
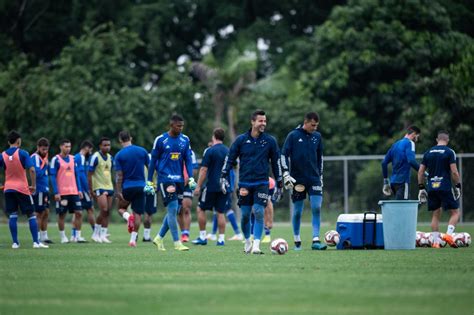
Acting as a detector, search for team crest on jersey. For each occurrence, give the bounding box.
[170,152,181,160]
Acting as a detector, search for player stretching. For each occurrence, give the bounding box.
[192,128,232,246]
[381,126,421,199]
[0,131,47,249]
[31,137,53,244]
[74,140,94,241]
[418,131,461,248]
[149,114,196,251]
[281,112,326,251]
[114,131,150,247]
[50,139,85,243]
[221,110,282,254]
[89,137,114,243]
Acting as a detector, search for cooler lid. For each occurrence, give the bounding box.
[337,213,383,223]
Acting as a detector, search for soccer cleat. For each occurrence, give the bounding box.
[192,238,208,245]
[91,235,102,243]
[70,236,77,243]
[12,243,20,249]
[244,240,253,254]
[206,234,217,241]
[43,239,54,244]
[432,242,441,249]
[127,214,135,233]
[61,237,70,244]
[261,235,271,243]
[181,234,189,243]
[216,241,225,246]
[142,238,152,242]
[442,234,458,248]
[311,241,327,250]
[228,234,244,241]
[251,248,264,255]
[153,236,166,251]
[100,236,112,244]
[33,242,49,249]
[174,242,189,251]
[129,241,137,247]
[76,237,88,243]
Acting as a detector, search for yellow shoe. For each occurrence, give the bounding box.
[153,236,166,251]
[174,241,189,251]
[261,235,271,243]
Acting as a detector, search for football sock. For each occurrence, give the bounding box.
[253,204,265,241]
[9,214,19,244]
[59,230,66,239]
[226,210,240,234]
[253,239,261,250]
[292,200,304,236]
[199,230,207,240]
[432,231,440,243]
[312,237,320,242]
[264,226,271,236]
[211,212,218,235]
[218,234,225,242]
[101,227,108,237]
[93,224,101,236]
[71,228,76,238]
[181,229,190,237]
[76,230,82,239]
[130,232,138,243]
[447,225,455,235]
[310,195,323,239]
[294,235,301,242]
[240,206,252,239]
[143,228,151,240]
[122,211,130,221]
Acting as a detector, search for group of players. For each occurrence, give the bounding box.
[1,109,462,253]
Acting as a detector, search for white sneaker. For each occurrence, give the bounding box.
[61,237,70,244]
[12,243,20,249]
[251,246,264,255]
[244,240,253,254]
[33,242,49,249]
[228,234,244,241]
[206,234,217,241]
[76,237,87,243]
[91,234,102,243]
[100,236,112,244]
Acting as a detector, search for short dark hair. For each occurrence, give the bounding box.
[98,137,111,146]
[60,139,71,146]
[213,128,225,141]
[37,137,50,147]
[437,130,450,141]
[406,125,421,135]
[80,140,93,149]
[304,112,320,122]
[251,110,266,121]
[7,130,21,145]
[118,131,131,142]
[170,114,184,123]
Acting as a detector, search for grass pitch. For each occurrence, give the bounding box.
[0,223,473,315]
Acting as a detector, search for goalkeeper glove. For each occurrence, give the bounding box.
[418,184,428,204]
[382,178,392,196]
[187,177,197,190]
[283,171,296,190]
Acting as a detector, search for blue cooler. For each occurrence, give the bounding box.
[336,212,384,250]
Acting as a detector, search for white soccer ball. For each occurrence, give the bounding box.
[428,232,447,247]
[418,232,431,247]
[453,232,471,247]
[463,232,471,247]
[324,230,340,247]
[270,238,288,255]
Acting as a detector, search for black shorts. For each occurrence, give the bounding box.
[4,192,34,216]
[145,192,158,215]
[94,189,114,197]
[159,182,185,207]
[237,185,268,207]
[33,191,50,213]
[291,182,322,202]
[81,191,93,210]
[428,190,459,211]
[123,187,146,214]
[198,188,230,213]
[56,195,82,214]
[183,186,193,200]
[391,183,409,200]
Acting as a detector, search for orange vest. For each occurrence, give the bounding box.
[2,149,30,195]
[56,155,78,196]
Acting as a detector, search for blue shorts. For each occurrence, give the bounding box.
[145,192,158,215]
[56,195,82,214]
[198,188,230,213]
[237,185,268,207]
[81,191,93,210]
[33,191,50,213]
[428,190,459,211]
[159,182,185,207]
[122,187,145,215]
[94,189,114,197]
[291,182,322,202]
[4,192,34,216]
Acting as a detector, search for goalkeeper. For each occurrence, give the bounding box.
[280,112,326,251]
[148,114,196,252]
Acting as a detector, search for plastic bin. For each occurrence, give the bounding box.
[378,200,419,250]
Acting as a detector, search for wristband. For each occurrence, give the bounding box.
[418,183,425,189]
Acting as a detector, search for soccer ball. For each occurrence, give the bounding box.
[454,232,471,247]
[324,230,340,247]
[463,232,471,247]
[270,238,288,255]
[417,232,431,247]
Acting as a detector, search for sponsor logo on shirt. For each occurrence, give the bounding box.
[312,185,322,191]
[298,138,303,142]
[430,149,445,154]
[170,152,181,160]
[167,174,182,180]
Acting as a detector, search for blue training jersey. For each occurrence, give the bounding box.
[201,143,229,192]
[381,137,419,184]
[148,132,194,183]
[114,145,149,189]
[31,152,49,193]
[0,147,33,193]
[421,145,457,192]
[74,153,90,192]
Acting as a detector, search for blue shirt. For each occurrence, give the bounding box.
[49,155,82,194]
[148,132,194,183]
[201,143,229,192]
[381,137,419,184]
[31,153,49,193]
[114,145,149,189]
[421,145,457,192]
[0,147,34,193]
[74,153,90,192]
[281,127,323,186]
[222,130,282,187]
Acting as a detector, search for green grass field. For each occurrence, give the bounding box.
[1,223,473,315]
